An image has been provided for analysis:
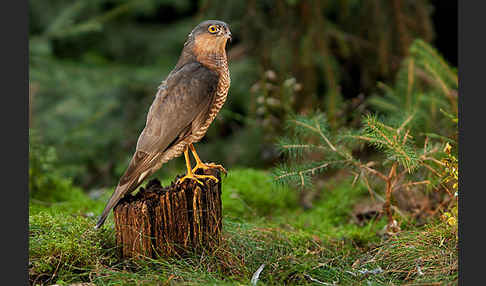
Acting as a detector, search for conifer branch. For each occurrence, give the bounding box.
[280,144,327,151]
[273,39,457,233]
[349,135,388,145]
[397,114,414,134]
[393,180,430,191]
[314,117,338,153]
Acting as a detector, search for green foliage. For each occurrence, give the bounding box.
[360,113,419,172]
[30,0,439,190]
[273,113,349,188]
[29,167,456,285]
[270,181,388,243]
[29,168,392,285]
[273,39,458,234]
[224,0,436,137]
[221,168,299,219]
[29,211,117,284]
[29,130,81,202]
[439,126,458,238]
[29,0,262,189]
[367,221,458,284]
[273,110,432,189]
[273,112,353,188]
[410,39,458,91]
[222,169,386,242]
[368,39,458,140]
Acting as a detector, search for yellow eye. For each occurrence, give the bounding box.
[208,25,218,33]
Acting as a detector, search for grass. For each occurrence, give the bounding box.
[29,168,457,285]
[366,221,458,284]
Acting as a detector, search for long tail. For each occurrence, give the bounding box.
[94,151,157,229]
[94,182,134,229]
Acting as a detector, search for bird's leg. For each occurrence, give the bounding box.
[189,143,227,175]
[177,148,204,185]
[178,147,220,185]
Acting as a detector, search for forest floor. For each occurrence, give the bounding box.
[29,168,457,285]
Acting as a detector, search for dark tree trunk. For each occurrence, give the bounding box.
[113,168,222,258]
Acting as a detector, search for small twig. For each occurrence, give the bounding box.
[359,175,408,220]
[393,180,430,192]
[421,156,446,166]
[275,161,348,181]
[299,172,305,187]
[423,62,452,100]
[357,266,383,275]
[351,171,360,187]
[281,144,326,150]
[50,252,63,283]
[397,113,415,134]
[402,129,410,145]
[304,274,337,285]
[421,162,441,177]
[358,164,388,181]
[438,182,454,197]
[349,135,388,146]
[314,118,338,153]
[292,119,321,136]
[163,275,176,286]
[384,163,398,226]
[292,118,339,154]
[423,136,429,155]
[251,264,266,286]
[360,173,376,201]
[416,263,424,276]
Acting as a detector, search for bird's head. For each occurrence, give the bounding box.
[183,20,231,61]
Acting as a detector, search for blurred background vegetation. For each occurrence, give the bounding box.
[29,0,456,193]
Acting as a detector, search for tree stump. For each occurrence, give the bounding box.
[113,168,222,258]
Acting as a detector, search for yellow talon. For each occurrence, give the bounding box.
[189,144,227,174]
[195,174,219,183]
[177,174,204,185]
[192,162,227,174]
[177,172,219,185]
[177,148,204,186]
[177,147,220,186]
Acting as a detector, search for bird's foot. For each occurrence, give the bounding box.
[195,174,219,184]
[177,173,219,186]
[192,162,227,175]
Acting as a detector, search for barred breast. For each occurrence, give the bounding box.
[192,60,230,140]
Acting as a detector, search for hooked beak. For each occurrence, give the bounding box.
[225,30,232,42]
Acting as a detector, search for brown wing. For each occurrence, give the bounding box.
[95,62,219,228]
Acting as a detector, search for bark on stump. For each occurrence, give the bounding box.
[113,168,222,258]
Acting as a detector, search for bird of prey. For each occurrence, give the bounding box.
[95,20,231,229]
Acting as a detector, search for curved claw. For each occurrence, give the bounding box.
[177,173,219,186]
[194,174,219,183]
[192,162,227,175]
[177,174,204,186]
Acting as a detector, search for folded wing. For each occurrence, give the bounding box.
[95,62,219,228]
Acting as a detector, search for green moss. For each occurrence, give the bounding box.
[29,184,107,218]
[221,168,299,219]
[220,169,386,243]
[29,211,117,284]
[29,168,456,285]
[273,182,387,241]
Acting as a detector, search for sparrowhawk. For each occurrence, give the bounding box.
[95,20,231,228]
